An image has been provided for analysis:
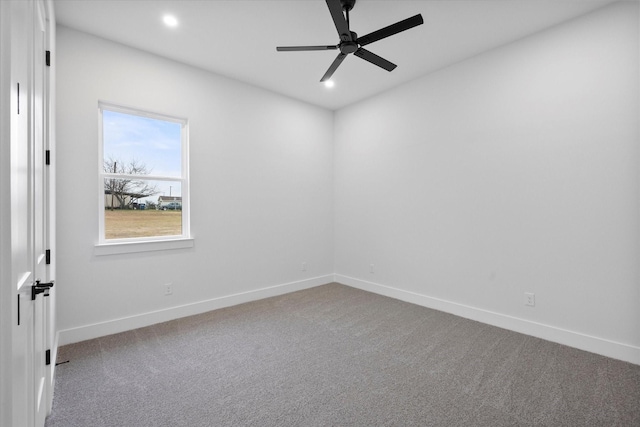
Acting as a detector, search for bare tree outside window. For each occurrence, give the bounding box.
[103,157,159,210]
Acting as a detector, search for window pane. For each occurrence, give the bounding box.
[104,179,183,239]
[100,104,188,243]
[103,110,182,178]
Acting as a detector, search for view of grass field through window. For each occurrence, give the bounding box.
[100,105,187,241]
[104,210,182,239]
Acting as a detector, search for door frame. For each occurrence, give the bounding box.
[44,0,57,414]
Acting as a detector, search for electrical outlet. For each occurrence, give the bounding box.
[524,292,535,307]
[301,262,307,272]
[164,283,173,296]
[370,263,375,274]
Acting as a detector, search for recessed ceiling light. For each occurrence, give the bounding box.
[163,15,178,28]
[324,80,335,88]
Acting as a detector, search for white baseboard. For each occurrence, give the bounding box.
[336,274,640,365]
[58,275,334,346]
[56,273,640,365]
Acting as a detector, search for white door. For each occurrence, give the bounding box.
[10,1,52,426]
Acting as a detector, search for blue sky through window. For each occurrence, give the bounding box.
[103,109,182,204]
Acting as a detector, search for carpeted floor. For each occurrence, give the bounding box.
[46,283,640,426]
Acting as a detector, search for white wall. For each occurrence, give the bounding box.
[334,2,640,363]
[56,27,335,343]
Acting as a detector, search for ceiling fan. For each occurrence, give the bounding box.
[276,0,424,82]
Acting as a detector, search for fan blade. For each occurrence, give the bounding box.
[357,14,424,46]
[326,0,352,42]
[354,48,397,72]
[277,45,338,52]
[320,53,347,82]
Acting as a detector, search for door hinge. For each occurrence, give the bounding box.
[46,50,51,67]
[45,150,50,165]
[17,295,20,326]
[17,83,20,114]
[46,249,51,264]
[46,349,51,365]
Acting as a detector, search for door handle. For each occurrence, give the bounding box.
[31,280,54,300]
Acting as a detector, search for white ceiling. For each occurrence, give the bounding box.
[53,0,619,110]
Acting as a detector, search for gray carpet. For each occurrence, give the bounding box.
[46,283,640,426]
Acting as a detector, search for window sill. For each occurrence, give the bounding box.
[94,237,194,256]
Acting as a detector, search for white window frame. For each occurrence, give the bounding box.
[95,101,192,255]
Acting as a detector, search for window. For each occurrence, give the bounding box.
[98,102,190,251]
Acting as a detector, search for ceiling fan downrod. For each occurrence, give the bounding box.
[340,0,357,54]
[342,0,356,29]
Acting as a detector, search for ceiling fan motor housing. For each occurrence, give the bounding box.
[340,31,358,54]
